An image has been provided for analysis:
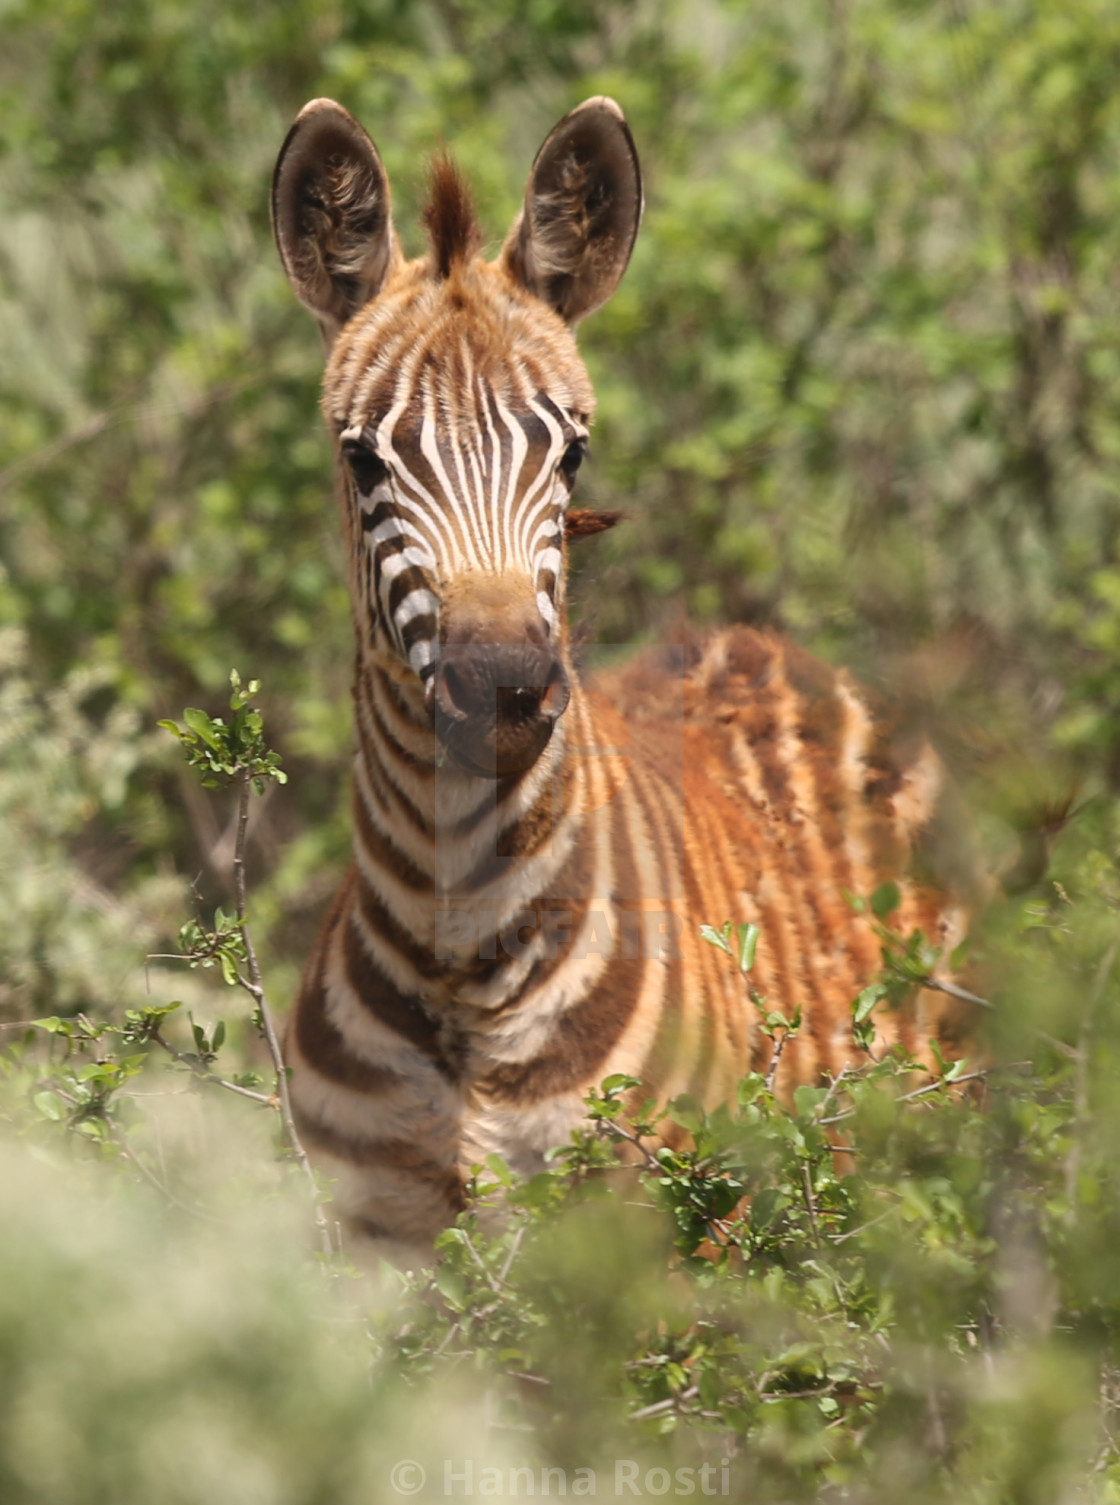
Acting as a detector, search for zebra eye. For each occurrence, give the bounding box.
[559,438,588,484]
[341,438,389,494]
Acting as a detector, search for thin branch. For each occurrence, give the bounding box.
[630,1386,699,1421]
[601,1114,662,1169]
[231,769,334,1259]
[828,1205,898,1245]
[433,1321,462,1358]
[818,1069,991,1126]
[817,1065,850,1120]
[764,1028,793,1094]
[920,976,994,1010]
[459,1229,502,1293]
[149,1030,275,1105]
[800,1161,822,1248]
[108,1124,224,1224]
[497,1224,526,1286]
[758,1380,879,1403]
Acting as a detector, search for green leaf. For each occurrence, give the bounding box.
[599,1073,640,1096]
[699,922,732,955]
[434,1267,467,1311]
[33,1091,65,1122]
[736,922,760,973]
[667,1093,704,1133]
[750,1187,789,1231]
[870,882,901,920]
[485,1153,513,1187]
[182,707,222,750]
[852,983,888,1025]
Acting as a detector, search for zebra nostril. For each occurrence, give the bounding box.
[434,659,472,723]
[538,662,570,721]
[432,644,570,734]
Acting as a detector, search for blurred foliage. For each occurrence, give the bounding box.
[5,0,1120,1498]
[4,870,1120,1501]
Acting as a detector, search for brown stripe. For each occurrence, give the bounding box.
[367,669,436,782]
[294,1110,465,1209]
[355,683,435,839]
[295,935,404,1095]
[618,750,686,1095]
[352,775,432,892]
[342,909,466,1080]
[483,819,603,1018]
[480,790,646,1105]
[721,637,843,1077]
[353,869,506,990]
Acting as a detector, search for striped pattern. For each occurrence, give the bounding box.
[288,627,968,1248]
[272,97,970,1254]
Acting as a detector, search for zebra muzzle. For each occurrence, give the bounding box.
[430,641,571,778]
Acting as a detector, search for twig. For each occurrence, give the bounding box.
[460,1229,502,1293]
[828,1205,898,1245]
[108,1124,223,1224]
[760,1382,843,1402]
[764,1027,793,1094]
[497,1224,526,1286]
[818,1069,991,1126]
[817,1065,850,1120]
[1064,926,1120,1220]
[149,1029,275,1105]
[630,1386,699,1421]
[433,1321,462,1358]
[800,1161,822,1248]
[231,769,334,1259]
[920,976,994,1010]
[601,1115,662,1169]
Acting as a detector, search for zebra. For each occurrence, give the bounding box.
[270,96,971,1253]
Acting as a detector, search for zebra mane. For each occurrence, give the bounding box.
[422,152,482,279]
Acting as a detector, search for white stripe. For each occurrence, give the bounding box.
[494,395,529,569]
[420,378,485,571]
[394,588,441,627]
[379,547,438,586]
[366,516,437,556]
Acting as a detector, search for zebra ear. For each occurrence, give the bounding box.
[272,99,396,343]
[501,97,642,326]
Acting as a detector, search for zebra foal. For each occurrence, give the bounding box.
[271,96,970,1252]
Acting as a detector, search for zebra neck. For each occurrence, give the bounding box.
[349,656,592,1007]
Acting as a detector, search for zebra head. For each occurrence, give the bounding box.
[272,97,642,778]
